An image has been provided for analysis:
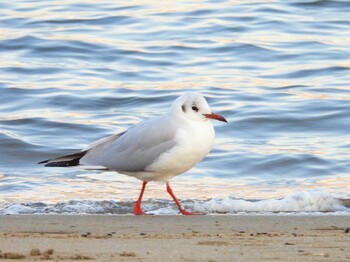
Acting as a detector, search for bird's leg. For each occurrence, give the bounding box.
[134,181,147,215]
[166,182,202,215]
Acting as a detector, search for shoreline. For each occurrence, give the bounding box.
[1,215,349,261]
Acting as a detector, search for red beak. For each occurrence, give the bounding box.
[203,112,227,123]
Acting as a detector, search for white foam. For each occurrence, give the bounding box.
[52,202,105,214]
[2,204,36,215]
[0,201,130,215]
[193,190,349,213]
[0,190,348,215]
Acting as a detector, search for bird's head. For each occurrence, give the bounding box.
[170,92,227,123]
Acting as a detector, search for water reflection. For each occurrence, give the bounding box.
[1,0,350,209]
[1,171,350,204]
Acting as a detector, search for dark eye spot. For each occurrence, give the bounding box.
[181,105,186,112]
[191,106,198,112]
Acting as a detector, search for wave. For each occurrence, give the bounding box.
[1,190,348,215]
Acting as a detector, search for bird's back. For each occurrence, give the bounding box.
[80,115,178,172]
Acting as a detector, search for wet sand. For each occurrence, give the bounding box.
[0,215,349,261]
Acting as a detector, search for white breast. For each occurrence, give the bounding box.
[145,120,215,181]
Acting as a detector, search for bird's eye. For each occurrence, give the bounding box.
[191,106,199,112]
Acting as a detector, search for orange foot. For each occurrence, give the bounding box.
[133,202,146,215]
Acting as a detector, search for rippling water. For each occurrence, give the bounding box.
[1,0,350,214]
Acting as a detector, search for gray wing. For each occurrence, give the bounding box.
[38,132,126,168]
[80,115,177,172]
[83,131,126,151]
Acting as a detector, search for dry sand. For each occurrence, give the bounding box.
[0,215,349,261]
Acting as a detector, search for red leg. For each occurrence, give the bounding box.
[134,181,147,215]
[166,183,203,215]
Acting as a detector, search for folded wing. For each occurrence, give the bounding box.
[80,116,177,172]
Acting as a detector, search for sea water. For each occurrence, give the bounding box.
[1,0,350,214]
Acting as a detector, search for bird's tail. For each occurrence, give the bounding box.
[38,151,87,167]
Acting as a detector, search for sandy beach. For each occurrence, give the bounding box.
[0,215,349,261]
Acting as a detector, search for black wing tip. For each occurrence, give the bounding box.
[38,159,49,165]
[37,151,86,167]
[43,160,80,167]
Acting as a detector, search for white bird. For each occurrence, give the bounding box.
[39,92,227,215]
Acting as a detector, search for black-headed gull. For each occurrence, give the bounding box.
[39,92,227,215]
